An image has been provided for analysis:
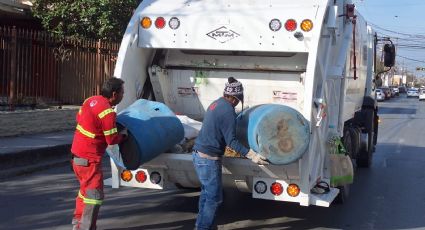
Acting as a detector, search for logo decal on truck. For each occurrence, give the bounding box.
[206,26,240,43]
[273,91,298,101]
[177,87,199,96]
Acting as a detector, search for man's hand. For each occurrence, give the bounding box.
[246,149,269,165]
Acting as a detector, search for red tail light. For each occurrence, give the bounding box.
[155,17,166,29]
[135,171,147,183]
[285,19,297,31]
[270,182,283,195]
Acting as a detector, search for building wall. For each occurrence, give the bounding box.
[392,75,401,86]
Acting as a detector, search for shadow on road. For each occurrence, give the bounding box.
[378,107,416,115]
[2,143,425,230]
[105,143,425,230]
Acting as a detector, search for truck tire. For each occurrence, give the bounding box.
[348,127,361,160]
[373,113,379,152]
[357,111,374,168]
[342,128,353,158]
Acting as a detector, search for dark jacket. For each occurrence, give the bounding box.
[193,97,249,157]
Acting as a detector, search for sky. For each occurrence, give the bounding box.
[355,0,425,76]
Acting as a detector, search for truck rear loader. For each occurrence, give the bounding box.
[105,0,389,207]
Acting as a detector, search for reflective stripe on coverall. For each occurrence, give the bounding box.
[71,95,124,229]
[72,159,104,230]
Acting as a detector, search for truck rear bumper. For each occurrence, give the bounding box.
[105,153,338,207]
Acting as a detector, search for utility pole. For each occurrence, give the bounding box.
[402,60,405,86]
[391,37,398,86]
[401,59,407,86]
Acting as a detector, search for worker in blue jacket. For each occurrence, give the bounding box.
[192,77,268,230]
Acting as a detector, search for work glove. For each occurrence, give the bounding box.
[246,149,269,165]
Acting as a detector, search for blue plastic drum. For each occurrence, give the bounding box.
[236,104,310,165]
[108,99,184,170]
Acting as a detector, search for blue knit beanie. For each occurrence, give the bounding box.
[223,77,244,103]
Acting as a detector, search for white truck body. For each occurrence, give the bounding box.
[107,0,377,207]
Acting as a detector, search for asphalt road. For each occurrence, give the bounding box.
[1,94,425,230]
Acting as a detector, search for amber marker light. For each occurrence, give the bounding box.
[301,19,313,32]
[141,17,152,29]
[287,184,300,197]
[121,170,133,182]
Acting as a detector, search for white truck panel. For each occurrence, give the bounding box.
[137,0,327,52]
[113,5,154,111]
[341,13,370,122]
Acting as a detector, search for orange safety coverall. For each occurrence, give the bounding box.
[71,95,124,230]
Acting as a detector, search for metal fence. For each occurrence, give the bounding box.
[0,26,120,110]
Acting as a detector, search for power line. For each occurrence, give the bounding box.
[370,22,425,38]
[371,24,425,65]
[397,55,425,64]
[364,22,425,68]
[357,2,425,7]
[376,31,425,42]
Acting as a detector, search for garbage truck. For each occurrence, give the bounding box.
[105,0,390,207]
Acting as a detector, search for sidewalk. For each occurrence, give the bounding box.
[0,131,74,179]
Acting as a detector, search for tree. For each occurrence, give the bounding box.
[406,73,415,86]
[374,56,385,87]
[375,58,385,74]
[32,0,139,42]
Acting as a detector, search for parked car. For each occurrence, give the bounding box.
[375,89,385,101]
[399,86,407,94]
[419,89,425,101]
[389,86,399,96]
[379,87,392,99]
[407,88,419,98]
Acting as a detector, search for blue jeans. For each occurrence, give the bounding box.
[192,152,223,230]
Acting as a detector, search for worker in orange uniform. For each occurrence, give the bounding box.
[71,77,128,230]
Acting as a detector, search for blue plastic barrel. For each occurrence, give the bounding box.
[236,104,310,165]
[108,99,184,170]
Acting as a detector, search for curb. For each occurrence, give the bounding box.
[0,144,71,179]
[0,158,70,180]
